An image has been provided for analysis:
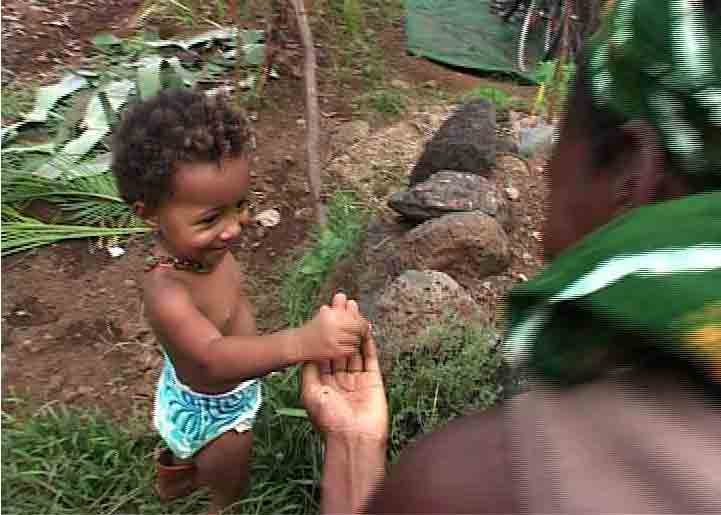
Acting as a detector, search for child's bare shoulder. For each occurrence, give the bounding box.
[143,272,198,327]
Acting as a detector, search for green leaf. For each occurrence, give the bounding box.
[165,57,196,86]
[92,33,122,48]
[275,408,308,419]
[25,74,88,123]
[242,30,264,46]
[244,43,265,66]
[136,55,164,99]
[1,143,55,155]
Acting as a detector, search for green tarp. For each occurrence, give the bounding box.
[405,0,540,83]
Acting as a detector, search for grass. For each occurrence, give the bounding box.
[3,369,324,515]
[3,186,505,512]
[356,87,407,118]
[459,85,533,114]
[3,315,505,514]
[385,315,504,459]
[281,190,366,328]
[461,86,512,111]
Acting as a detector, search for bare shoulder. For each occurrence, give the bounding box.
[142,271,196,329]
[369,408,518,514]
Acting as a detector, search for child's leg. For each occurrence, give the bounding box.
[195,429,253,514]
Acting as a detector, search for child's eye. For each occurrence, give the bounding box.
[199,214,219,225]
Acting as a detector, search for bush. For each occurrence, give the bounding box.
[385,316,504,460]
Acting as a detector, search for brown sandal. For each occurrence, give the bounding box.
[155,448,198,501]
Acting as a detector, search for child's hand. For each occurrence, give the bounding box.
[302,293,368,361]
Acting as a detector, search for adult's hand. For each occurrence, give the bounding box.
[302,295,389,514]
[301,295,388,441]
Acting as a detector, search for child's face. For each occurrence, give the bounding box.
[149,156,252,267]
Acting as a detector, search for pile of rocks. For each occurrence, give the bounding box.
[365,99,522,367]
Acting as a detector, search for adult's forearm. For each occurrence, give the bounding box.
[321,434,387,514]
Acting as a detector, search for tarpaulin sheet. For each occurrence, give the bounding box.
[405,0,540,83]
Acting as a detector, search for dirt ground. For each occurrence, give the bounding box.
[1,1,546,418]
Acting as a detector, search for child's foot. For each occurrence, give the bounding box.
[155,448,198,501]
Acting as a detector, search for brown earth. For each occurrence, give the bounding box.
[1,3,546,418]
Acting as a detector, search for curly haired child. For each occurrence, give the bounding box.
[112,89,367,513]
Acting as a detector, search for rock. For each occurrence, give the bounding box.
[398,212,512,283]
[519,124,556,157]
[409,99,497,186]
[389,171,511,228]
[256,209,281,228]
[497,134,519,154]
[505,186,520,201]
[391,79,411,90]
[354,216,411,320]
[373,270,484,368]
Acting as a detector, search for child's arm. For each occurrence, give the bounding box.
[146,281,365,392]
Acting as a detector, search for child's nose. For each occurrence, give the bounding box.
[220,219,241,241]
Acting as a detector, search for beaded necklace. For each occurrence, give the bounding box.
[144,254,211,274]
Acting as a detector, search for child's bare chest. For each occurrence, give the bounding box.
[185,259,252,335]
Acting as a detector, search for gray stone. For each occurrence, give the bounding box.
[409,99,497,186]
[519,124,556,157]
[398,212,512,283]
[388,170,511,228]
[373,270,483,368]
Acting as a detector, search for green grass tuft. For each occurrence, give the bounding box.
[281,191,365,328]
[461,86,513,112]
[385,315,504,460]
[357,87,407,117]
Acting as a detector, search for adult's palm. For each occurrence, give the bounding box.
[301,298,388,441]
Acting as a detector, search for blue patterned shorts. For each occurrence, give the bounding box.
[153,357,263,459]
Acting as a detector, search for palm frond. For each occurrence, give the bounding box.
[1,210,150,256]
[1,167,149,256]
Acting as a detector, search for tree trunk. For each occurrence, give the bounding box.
[288,0,326,226]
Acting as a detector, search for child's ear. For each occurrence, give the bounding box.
[134,201,159,229]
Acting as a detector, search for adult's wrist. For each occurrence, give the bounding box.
[321,432,388,514]
[325,430,389,449]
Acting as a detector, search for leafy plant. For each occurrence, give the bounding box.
[532,59,576,119]
[385,316,504,460]
[1,28,268,255]
[282,191,365,328]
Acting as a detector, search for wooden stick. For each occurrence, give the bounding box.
[288,0,326,226]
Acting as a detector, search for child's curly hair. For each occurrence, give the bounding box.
[112,89,253,209]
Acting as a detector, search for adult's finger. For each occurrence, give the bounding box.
[301,361,321,390]
[362,329,382,374]
[348,351,364,373]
